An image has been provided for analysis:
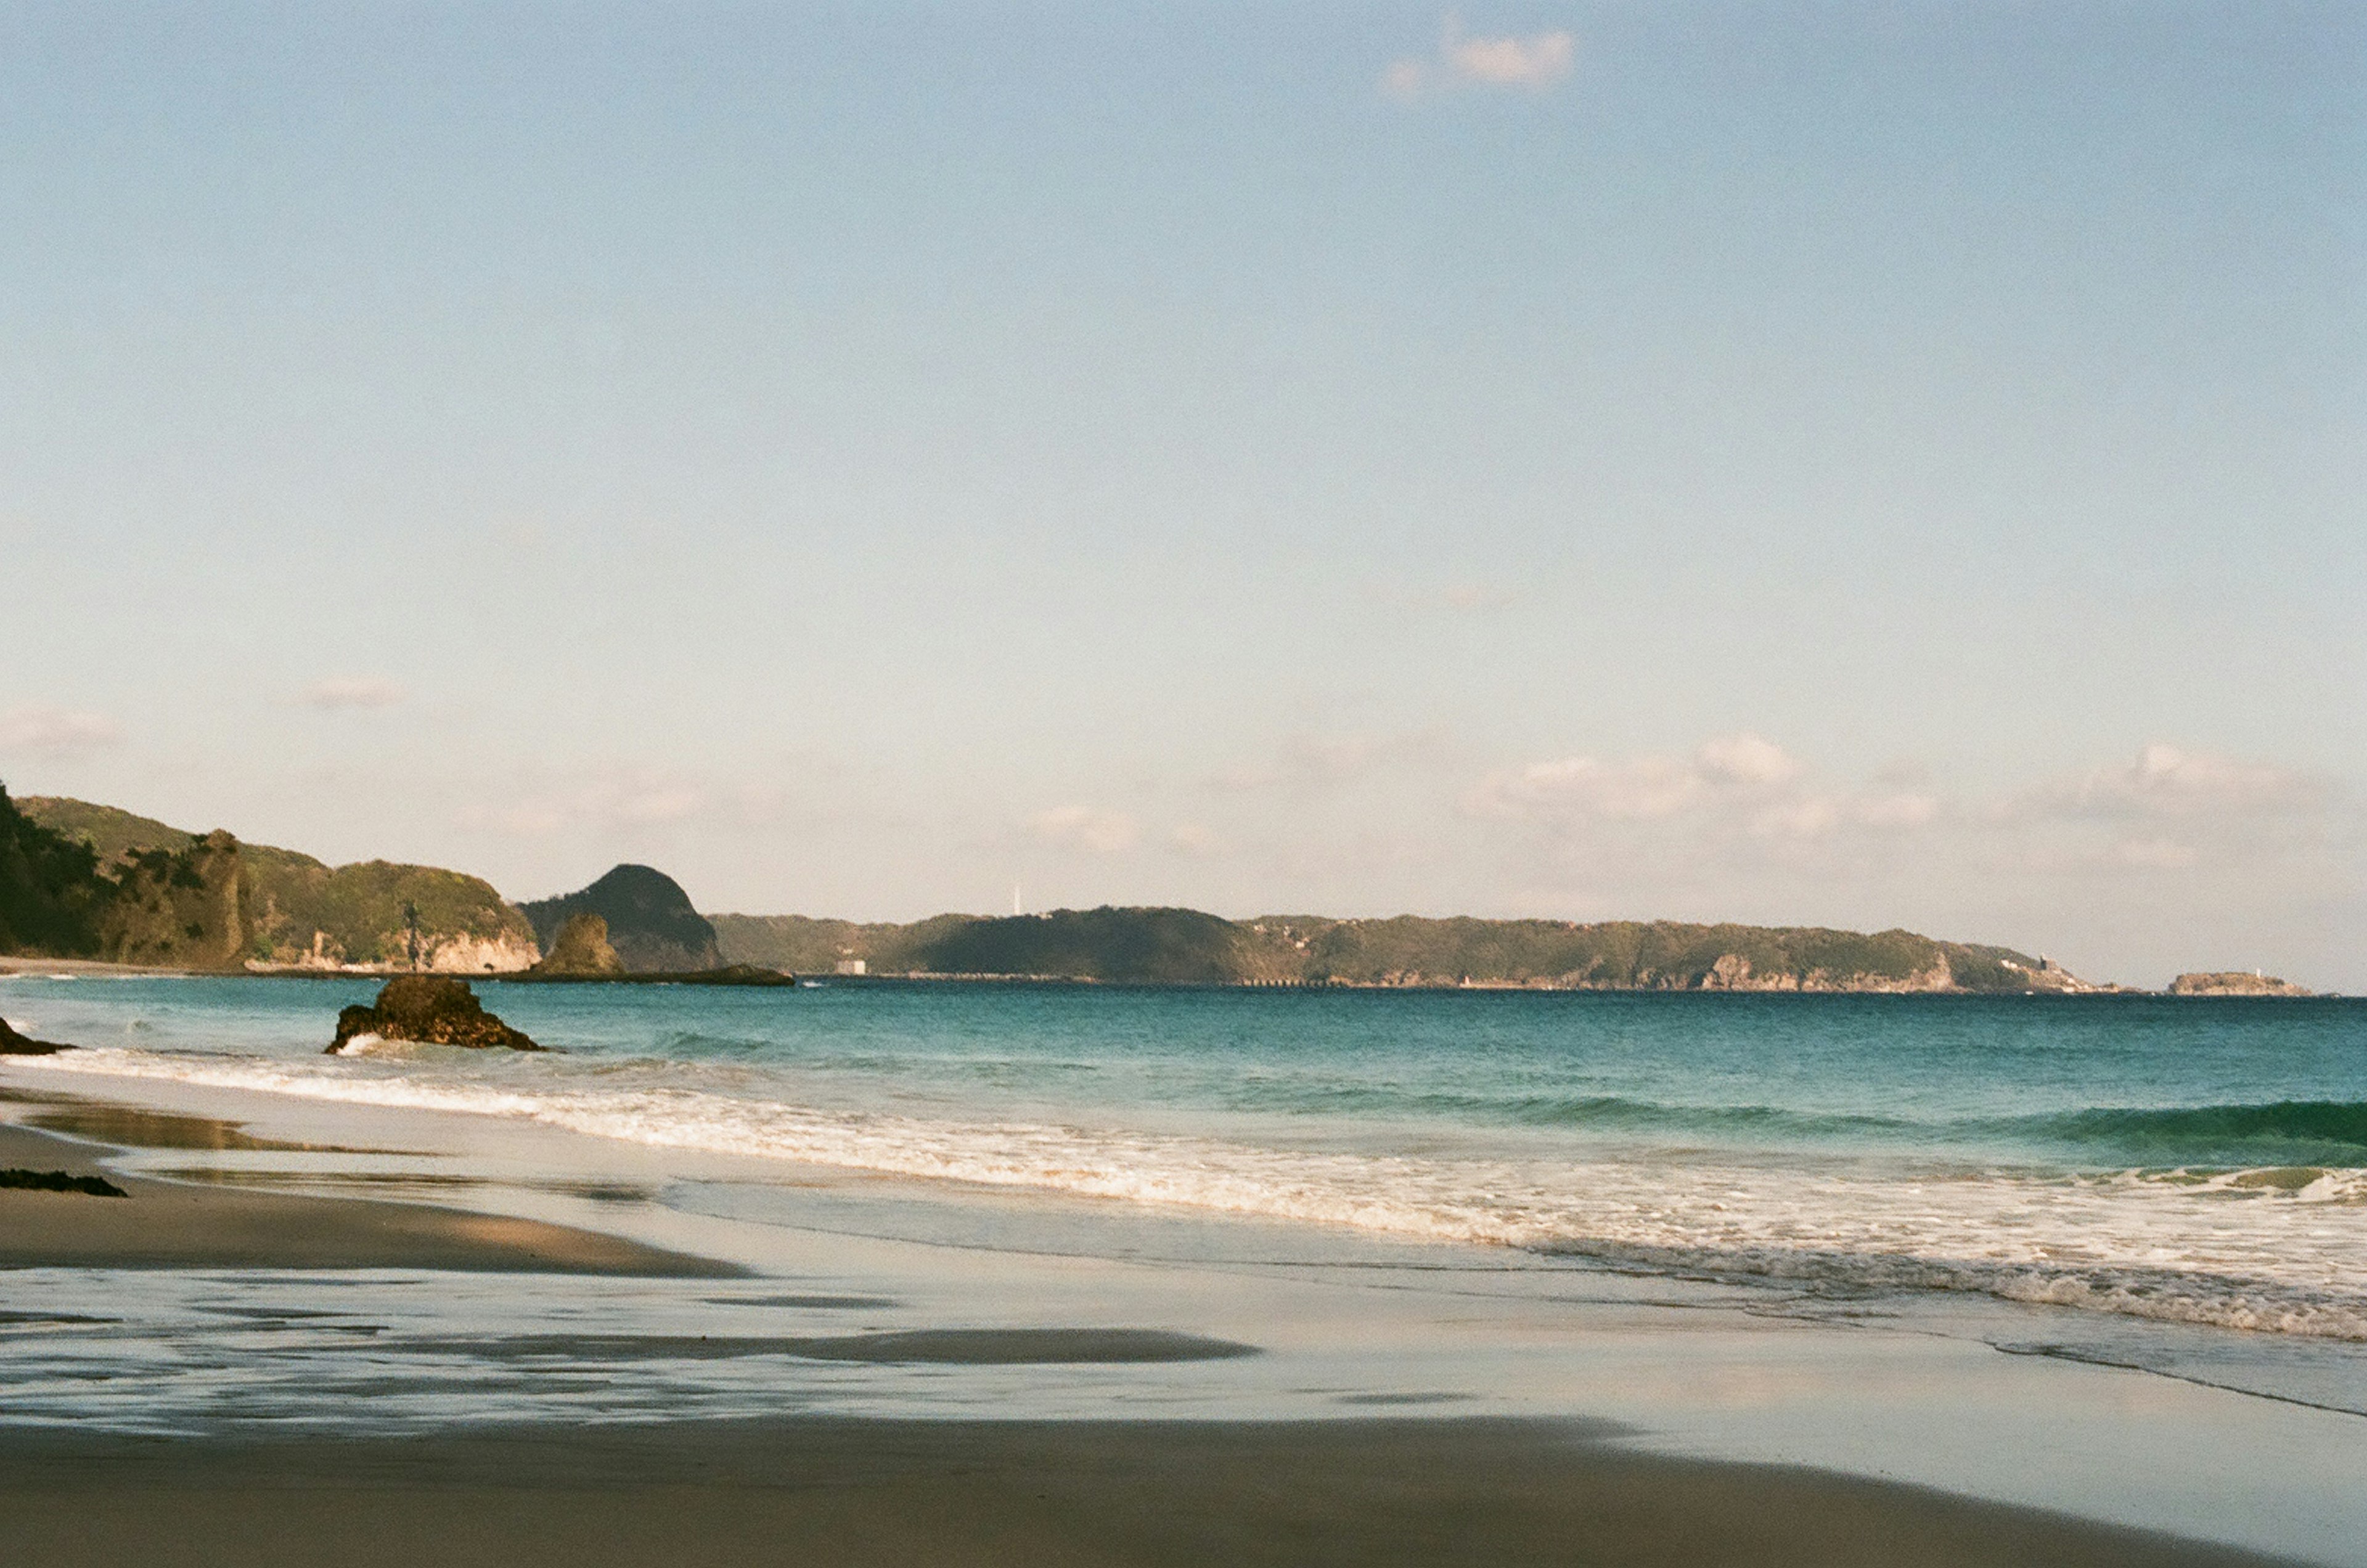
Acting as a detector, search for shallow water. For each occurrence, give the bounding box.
[6,978,2364,1339]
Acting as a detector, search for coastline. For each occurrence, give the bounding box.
[3,1037,2364,1564]
[0,1116,734,1275]
[0,1416,2304,1568]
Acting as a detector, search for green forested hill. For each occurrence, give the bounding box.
[0,786,110,955]
[714,903,2077,992]
[15,796,538,970]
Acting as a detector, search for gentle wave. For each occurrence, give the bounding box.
[1229,1083,2367,1167]
[21,1047,2367,1342]
[2014,1100,2367,1166]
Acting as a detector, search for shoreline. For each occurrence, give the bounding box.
[1,1068,2361,1564]
[0,1114,737,1276]
[7,957,2337,996]
[0,1415,2306,1568]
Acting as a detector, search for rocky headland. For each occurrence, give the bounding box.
[327,976,543,1054]
[2169,971,2312,997]
[13,794,540,973]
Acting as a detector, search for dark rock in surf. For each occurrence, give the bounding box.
[0,1015,72,1055]
[327,975,542,1055]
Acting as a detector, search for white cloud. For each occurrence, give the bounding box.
[1386,15,1575,99]
[0,704,121,753]
[1471,753,1706,820]
[1750,796,1841,839]
[300,677,408,711]
[2023,743,2315,821]
[1208,730,1439,793]
[1468,733,1801,822]
[468,770,708,837]
[1698,732,1801,786]
[1031,805,1140,854]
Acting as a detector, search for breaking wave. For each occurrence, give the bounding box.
[18,1045,2367,1342]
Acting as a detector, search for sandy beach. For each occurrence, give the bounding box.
[0,1413,2302,1568]
[0,1079,2336,1566]
[0,1118,734,1275]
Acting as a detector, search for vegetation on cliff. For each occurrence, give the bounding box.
[0,786,108,955]
[2169,971,2310,997]
[709,912,976,974]
[14,796,537,970]
[909,907,1256,984]
[716,903,2082,992]
[1,785,249,966]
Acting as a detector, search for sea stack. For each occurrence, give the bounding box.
[528,912,627,977]
[327,976,542,1054]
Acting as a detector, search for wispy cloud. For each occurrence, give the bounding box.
[1466,735,2342,890]
[466,768,709,837]
[300,676,408,711]
[0,704,121,753]
[1030,805,1141,854]
[1208,730,1441,793]
[1468,733,1801,822]
[1385,14,1575,100]
[2016,743,2316,821]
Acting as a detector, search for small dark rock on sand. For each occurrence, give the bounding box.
[0,1167,128,1197]
[0,1016,72,1055]
[328,976,543,1055]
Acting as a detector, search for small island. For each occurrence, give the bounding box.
[327,976,544,1054]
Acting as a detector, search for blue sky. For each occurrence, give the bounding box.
[2,2,2360,986]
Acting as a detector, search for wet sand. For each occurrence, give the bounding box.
[0,1120,735,1275]
[0,1416,2303,1568]
[0,1085,2326,1566]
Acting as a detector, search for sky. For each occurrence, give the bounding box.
[1,2,2360,987]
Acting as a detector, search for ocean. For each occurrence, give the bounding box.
[9,974,2363,1343]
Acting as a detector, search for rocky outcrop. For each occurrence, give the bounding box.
[2170,971,2311,997]
[519,865,722,974]
[17,798,541,972]
[0,1015,73,1055]
[529,912,626,977]
[327,976,542,1054]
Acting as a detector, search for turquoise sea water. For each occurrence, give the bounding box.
[6,976,2364,1339]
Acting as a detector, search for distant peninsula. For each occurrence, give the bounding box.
[708,907,2098,994]
[5,786,2310,995]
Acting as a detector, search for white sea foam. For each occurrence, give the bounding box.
[23,1044,2367,1341]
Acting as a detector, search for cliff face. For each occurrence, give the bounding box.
[529,912,626,976]
[16,797,538,973]
[519,865,721,973]
[94,830,251,969]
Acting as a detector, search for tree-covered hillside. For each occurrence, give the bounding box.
[717,901,2079,992]
[15,796,537,970]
